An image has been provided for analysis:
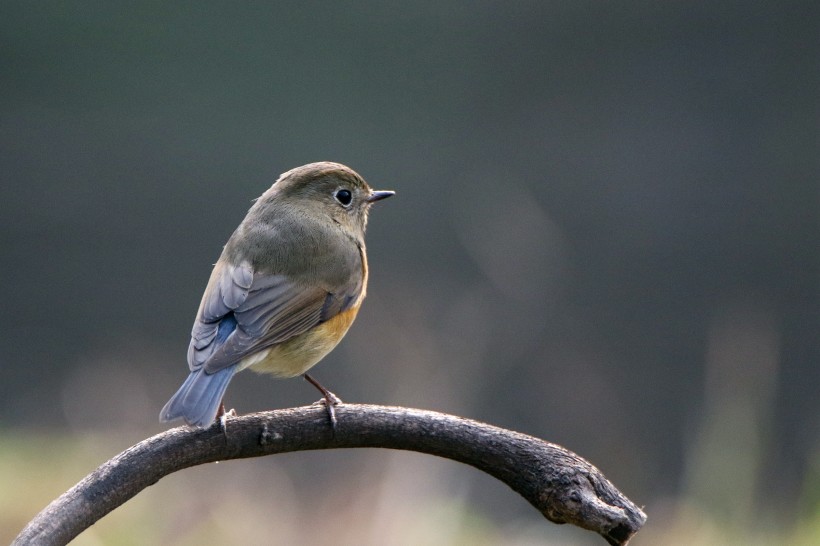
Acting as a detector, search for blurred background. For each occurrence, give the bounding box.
[1,2,818,545]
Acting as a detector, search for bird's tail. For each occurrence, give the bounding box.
[159,366,236,427]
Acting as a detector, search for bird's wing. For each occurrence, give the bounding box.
[187,258,363,374]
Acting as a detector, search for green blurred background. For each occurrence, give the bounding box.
[2,2,818,544]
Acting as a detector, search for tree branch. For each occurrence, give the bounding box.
[14,404,646,545]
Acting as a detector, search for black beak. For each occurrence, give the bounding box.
[366,190,395,203]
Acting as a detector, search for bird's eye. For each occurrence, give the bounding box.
[334,189,352,206]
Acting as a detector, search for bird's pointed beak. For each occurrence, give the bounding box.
[366,190,395,203]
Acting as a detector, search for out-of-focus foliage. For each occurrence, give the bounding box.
[1,433,818,545]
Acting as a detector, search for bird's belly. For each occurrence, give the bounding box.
[237,305,360,378]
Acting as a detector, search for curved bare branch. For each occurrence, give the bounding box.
[14,404,646,545]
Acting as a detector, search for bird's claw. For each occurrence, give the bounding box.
[304,373,342,429]
[312,393,341,428]
[216,403,237,434]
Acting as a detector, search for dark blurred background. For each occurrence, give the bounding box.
[1,2,818,544]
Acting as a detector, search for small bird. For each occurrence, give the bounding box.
[160,162,394,427]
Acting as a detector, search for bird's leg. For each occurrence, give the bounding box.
[215,400,237,433]
[304,373,342,428]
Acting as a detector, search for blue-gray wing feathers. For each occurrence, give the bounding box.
[161,258,361,427]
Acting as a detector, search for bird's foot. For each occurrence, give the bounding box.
[304,373,342,428]
[216,402,237,434]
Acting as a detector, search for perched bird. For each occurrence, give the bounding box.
[160,162,394,427]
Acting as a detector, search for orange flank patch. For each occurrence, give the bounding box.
[242,305,362,378]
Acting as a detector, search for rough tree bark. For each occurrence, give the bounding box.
[14,404,646,545]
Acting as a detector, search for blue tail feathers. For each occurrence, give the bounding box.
[162,311,239,427]
[159,366,237,427]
